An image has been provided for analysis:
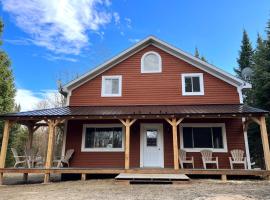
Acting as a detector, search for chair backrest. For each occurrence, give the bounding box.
[200,150,213,161]
[179,149,187,160]
[63,149,74,162]
[11,148,20,162]
[231,149,244,161]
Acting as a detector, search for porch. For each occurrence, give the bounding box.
[0,104,269,184]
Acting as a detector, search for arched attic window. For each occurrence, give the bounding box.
[141,51,162,73]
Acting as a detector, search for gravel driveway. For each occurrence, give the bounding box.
[0,174,270,200]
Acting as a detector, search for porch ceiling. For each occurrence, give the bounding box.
[0,104,268,120]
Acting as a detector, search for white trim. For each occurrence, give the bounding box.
[63,36,251,93]
[101,75,122,97]
[237,87,243,104]
[181,73,204,96]
[242,118,251,169]
[61,120,68,157]
[81,124,125,152]
[65,91,72,106]
[140,123,164,168]
[141,51,162,73]
[179,123,228,153]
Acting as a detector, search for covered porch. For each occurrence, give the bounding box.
[0,104,269,184]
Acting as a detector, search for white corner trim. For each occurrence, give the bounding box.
[179,123,228,153]
[181,73,205,96]
[81,124,125,152]
[237,86,243,104]
[65,91,72,106]
[101,75,122,97]
[140,123,164,168]
[141,51,162,73]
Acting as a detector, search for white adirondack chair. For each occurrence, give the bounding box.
[179,149,194,168]
[229,149,247,169]
[53,149,74,168]
[200,150,219,169]
[11,148,27,168]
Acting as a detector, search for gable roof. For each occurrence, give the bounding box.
[63,36,251,92]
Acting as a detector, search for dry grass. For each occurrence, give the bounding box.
[0,174,270,200]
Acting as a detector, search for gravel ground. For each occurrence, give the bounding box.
[0,174,270,200]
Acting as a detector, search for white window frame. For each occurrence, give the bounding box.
[181,73,204,95]
[179,123,228,153]
[81,124,125,152]
[141,51,162,73]
[101,75,122,97]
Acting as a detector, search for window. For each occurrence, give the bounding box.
[146,130,158,146]
[141,51,162,73]
[101,75,122,97]
[180,123,227,152]
[81,124,124,152]
[181,73,204,95]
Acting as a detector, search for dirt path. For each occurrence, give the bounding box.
[0,174,270,200]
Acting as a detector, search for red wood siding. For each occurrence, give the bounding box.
[70,45,240,106]
[65,118,245,169]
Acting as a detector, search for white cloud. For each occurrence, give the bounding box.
[15,89,59,111]
[4,38,32,45]
[128,38,140,43]
[113,12,120,25]
[125,17,132,29]
[2,0,116,54]
[43,54,78,62]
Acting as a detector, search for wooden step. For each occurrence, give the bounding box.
[115,173,190,181]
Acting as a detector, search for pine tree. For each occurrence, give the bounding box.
[194,47,200,58]
[234,30,254,78]
[0,19,17,166]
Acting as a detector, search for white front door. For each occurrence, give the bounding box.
[140,124,164,168]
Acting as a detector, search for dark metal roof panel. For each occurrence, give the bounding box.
[0,104,268,119]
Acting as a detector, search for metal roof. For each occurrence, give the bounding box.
[0,104,268,119]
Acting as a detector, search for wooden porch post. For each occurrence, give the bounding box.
[165,118,184,170]
[44,119,63,183]
[119,118,137,170]
[0,120,12,185]
[259,116,270,170]
[249,116,270,170]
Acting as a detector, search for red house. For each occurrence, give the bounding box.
[0,36,269,183]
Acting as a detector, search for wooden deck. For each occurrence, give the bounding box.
[1,167,270,176]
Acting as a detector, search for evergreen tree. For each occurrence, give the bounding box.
[194,47,199,58]
[0,19,16,167]
[201,56,207,62]
[234,30,254,78]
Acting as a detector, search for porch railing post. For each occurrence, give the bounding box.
[259,116,270,170]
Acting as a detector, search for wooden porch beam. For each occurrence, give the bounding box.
[119,118,137,170]
[164,118,184,170]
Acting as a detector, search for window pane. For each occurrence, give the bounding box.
[146,130,157,146]
[185,77,192,92]
[104,79,112,94]
[192,77,200,92]
[85,128,95,148]
[113,127,122,148]
[144,53,159,71]
[193,127,212,148]
[212,127,223,148]
[94,128,113,148]
[111,79,119,94]
[183,127,193,148]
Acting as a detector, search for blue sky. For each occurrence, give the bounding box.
[0,0,270,110]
